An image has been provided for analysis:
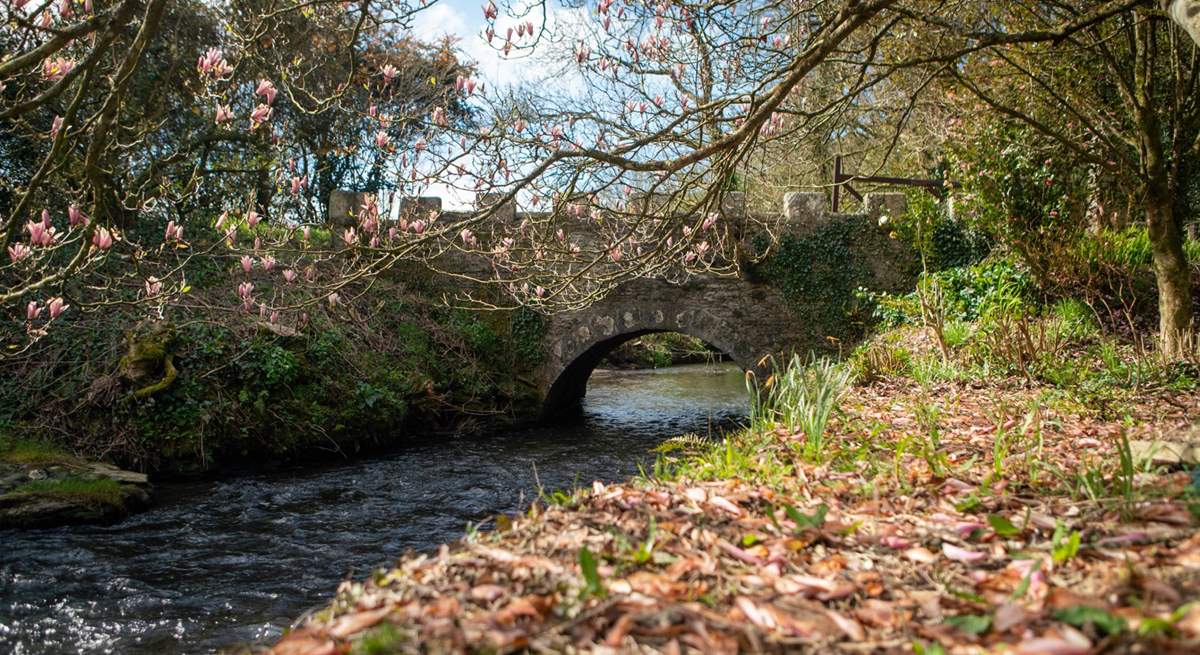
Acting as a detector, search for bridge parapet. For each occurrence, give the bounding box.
[326,189,918,419]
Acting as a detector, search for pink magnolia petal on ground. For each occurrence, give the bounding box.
[943,543,987,563]
[708,496,743,516]
[905,547,938,564]
[734,596,776,631]
[1014,627,1091,655]
[826,610,865,641]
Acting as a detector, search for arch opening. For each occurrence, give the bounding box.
[541,328,745,419]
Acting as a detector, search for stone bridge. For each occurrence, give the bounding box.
[331,190,918,418]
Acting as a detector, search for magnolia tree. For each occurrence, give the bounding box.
[2,0,1196,354]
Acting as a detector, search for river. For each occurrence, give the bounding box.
[0,363,747,654]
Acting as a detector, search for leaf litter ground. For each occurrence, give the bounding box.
[269,374,1200,654]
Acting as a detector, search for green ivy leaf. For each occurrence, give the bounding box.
[1052,606,1126,636]
[944,614,992,636]
[988,514,1020,537]
[955,494,982,513]
[1051,521,1081,564]
[785,503,828,532]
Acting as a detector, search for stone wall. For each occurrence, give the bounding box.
[330,189,917,417]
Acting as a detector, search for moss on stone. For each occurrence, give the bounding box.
[8,477,126,509]
[0,436,77,466]
[119,322,179,398]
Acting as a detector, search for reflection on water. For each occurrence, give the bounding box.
[0,363,746,655]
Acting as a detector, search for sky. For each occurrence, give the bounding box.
[408,0,584,208]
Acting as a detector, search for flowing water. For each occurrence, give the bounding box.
[0,363,747,655]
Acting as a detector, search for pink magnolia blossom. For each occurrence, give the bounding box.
[460,228,476,246]
[374,130,391,149]
[68,205,87,227]
[246,210,260,228]
[215,211,228,230]
[8,243,32,262]
[26,220,56,247]
[26,301,42,321]
[145,277,163,296]
[482,0,496,20]
[58,0,71,19]
[381,64,399,82]
[327,292,340,307]
[301,226,311,242]
[282,269,297,283]
[237,282,254,310]
[260,255,276,271]
[289,175,307,196]
[42,57,74,82]
[92,226,114,250]
[250,104,273,129]
[197,48,232,79]
[164,221,183,242]
[342,227,357,246]
[50,115,64,137]
[215,104,233,125]
[48,297,68,319]
[240,255,254,273]
[702,214,718,230]
[255,79,277,105]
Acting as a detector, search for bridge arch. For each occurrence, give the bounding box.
[541,324,751,418]
[535,278,789,418]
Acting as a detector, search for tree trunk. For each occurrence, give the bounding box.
[1146,189,1194,358]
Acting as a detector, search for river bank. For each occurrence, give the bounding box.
[270,328,1200,654]
[0,256,552,485]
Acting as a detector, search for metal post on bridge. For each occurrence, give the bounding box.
[831,155,947,213]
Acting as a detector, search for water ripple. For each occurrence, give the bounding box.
[0,363,746,654]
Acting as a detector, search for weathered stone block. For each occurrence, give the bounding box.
[398,196,442,221]
[629,192,672,215]
[865,193,908,226]
[328,190,371,226]
[477,193,516,222]
[720,192,746,219]
[782,192,827,228]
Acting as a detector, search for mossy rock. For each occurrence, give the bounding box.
[0,464,152,529]
[119,321,178,398]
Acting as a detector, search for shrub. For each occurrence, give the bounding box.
[863,257,1035,326]
[849,340,912,383]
